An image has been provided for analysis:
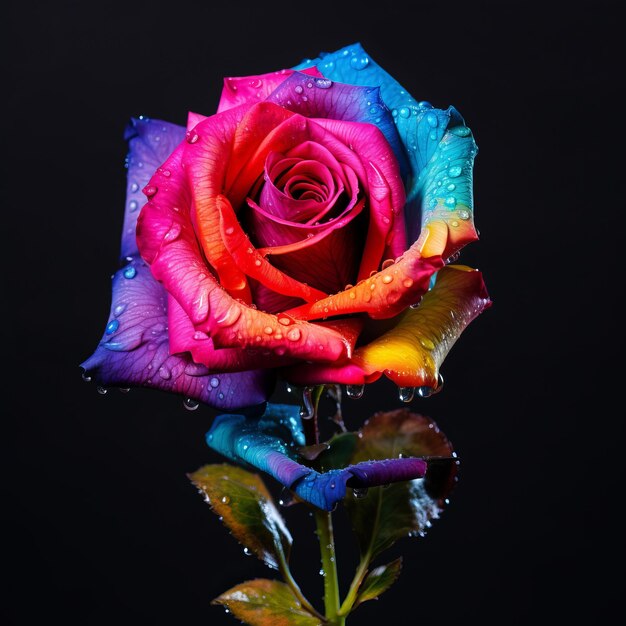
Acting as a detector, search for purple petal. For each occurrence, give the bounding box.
[121,118,185,259]
[206,404,428,511]
[80,257,274,410]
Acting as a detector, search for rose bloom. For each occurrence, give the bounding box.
[82,43,490,410]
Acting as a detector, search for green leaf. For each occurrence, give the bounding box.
[316,432,358,472]
[213,579,322,626]
[188,464,291,570]
[345,409,458,559]
[355,557,403,606]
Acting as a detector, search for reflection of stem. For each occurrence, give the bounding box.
[315,509,344,626]
[277,550,325,621]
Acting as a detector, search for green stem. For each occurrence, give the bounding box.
[315,508,344,625]
[303,384,344,625]
[338,550,371,617]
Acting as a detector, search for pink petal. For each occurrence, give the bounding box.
[217,67,323,113]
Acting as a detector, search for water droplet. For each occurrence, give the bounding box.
[346,384,365,399]
[314,77,332,89]
[294,84,304,94]
[417,386,434,398]
[186,130,199,144]
[458,208,470,220]
[105,319,119,334]
[350,54,369,70]
[129,200,138,212]
[410,296,423,309]
[300,386,314,419]
[287,328,301,341]
[248,78,262,89]
[164,223,181,241]
[81,370,92,382]
[183,397,199,411]
[143,185,158,198]
[113,303,127,317]
[349,291,356,299]
[221,495,230,504]
[429,130,438,141]
[123,266,137,279]
[448,165,462,177]
[210,377,220,388]
[97,385,108,395]
[130,182,139,192]
[193,331,208,341]
[243,547,252,556]
[278,316,291,326]
[419,337,435,350]
[446,251,461,264]
[263,326,273,335]
[426,112,438,127]
[352,487,368,499]
[446,183,456,191]
[119,387,130,393]
[214,307,241,327]
[418,101,433,109]
[319,569,326,576]
[158,365,171,380]
[403,278,414,288]
[398,107,411,119]
[254,258,262,267]
[398,387,415,402]
[382,274,393,284]
[445,196,457,209]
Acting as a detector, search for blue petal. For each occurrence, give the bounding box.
[206,404,428,511]
[80,257,274,410]
[121,117,185,259]
[295,43,477,241]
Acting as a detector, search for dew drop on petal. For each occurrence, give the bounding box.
[210,377,220,388]
[350,54,369,70]
[287,328,301,341]
[448,165,462,177]
[458,208,471,220]
[426,112,438,127]
[105,319,119,334]
[123,266,137,279]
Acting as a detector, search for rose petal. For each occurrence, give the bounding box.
[121,117,185,259]
[218,67,323,113]
[206,404,427,511]
[137,140,356,365]
[312,119,407,278]
[167,294,297,371]
[285,265,491,387]
[284,231,443,321]
[80,258,273,410]
[216,195,328,302]
[295,43,477,244]
[408,124,479,253]
[266,71,409,182]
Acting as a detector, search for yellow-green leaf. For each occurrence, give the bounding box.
[188,464,290,570]
[213,579,322,626]
[355,557,403,606]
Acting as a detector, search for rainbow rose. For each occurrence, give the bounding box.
[81,43,490,412]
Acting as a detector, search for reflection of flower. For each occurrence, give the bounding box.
[81,43,490,410]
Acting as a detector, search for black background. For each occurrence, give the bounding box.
[5,1,623,624]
